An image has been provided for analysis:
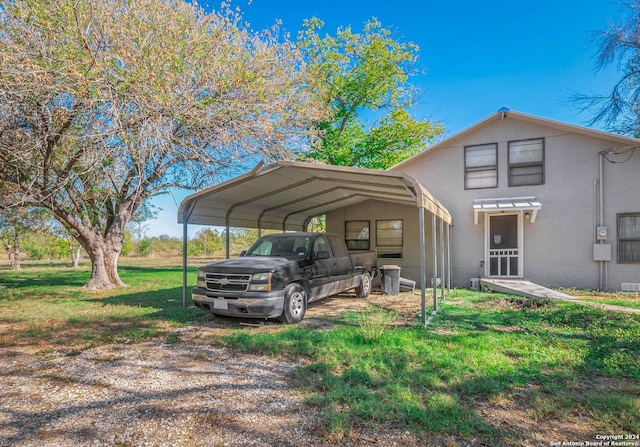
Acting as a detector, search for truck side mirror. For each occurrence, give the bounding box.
[315,251,330,260]
[240,250,247,256]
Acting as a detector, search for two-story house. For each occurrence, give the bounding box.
[325,109,640,291]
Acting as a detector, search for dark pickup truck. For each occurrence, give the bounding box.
[192,232,377,323]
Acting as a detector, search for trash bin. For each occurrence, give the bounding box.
[380,265,401,295]
[399,277,416,292]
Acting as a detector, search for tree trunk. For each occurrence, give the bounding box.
[4,243,13,267]
[12,234,21,271]
[80,229,125,289]
[70,241,81,268]
[49,192,143,289]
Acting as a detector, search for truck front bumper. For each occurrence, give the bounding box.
[191,287,285,319]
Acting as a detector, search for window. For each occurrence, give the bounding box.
[313,236,334,259]
[376,219,403,258]
[508,138,544,186]
[465,143,498,189]
[618,213,640,263]
[345,220,370,250]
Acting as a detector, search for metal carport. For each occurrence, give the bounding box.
[177,160,453,325]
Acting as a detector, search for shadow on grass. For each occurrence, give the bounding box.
[0,267,90,290]
[1,285,206,349]
[0,263,199,290]
[85,286,206,324]
[218,295,640,443]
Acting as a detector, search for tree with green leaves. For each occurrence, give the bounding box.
[191,228,223,257]
[0,0,325,288]
[0,206,48,270]
[299,17,444,169]
[573,1,640,136]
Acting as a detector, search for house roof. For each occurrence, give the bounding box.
[390,109,640,171]
[177,160,453,231]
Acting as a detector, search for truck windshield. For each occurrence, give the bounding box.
[245,236,311,258]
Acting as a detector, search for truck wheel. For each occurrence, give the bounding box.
[279,284,307,324]
[355,272,372,298]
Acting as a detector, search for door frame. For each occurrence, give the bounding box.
[484,211,524,278]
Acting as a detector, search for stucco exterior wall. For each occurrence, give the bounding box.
[326,200,445,287]
[394,115,640,290]
[326,113,640,290]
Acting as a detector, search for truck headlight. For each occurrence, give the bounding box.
[251,272,272,281]
[249,272,272,291]
[197,271,206,287]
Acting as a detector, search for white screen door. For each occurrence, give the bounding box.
[487,214,521,277]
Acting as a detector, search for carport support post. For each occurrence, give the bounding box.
[446,224,452,291]
[432,215,438,312]
[440,218,445,302]
[182,222,188,309]
[419,207,426,326]
[225,218,230,260]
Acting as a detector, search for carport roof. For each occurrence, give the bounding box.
[177,160,452,231]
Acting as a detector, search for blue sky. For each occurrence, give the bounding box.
[147,0,624,238]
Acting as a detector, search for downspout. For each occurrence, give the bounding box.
[594,179,600,290]
[599,153,605,290]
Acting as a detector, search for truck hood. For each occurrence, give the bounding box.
[199,256,303,274]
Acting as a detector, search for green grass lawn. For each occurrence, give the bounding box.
[0,258,206,350]
[219,293,640,443]
[1,259,639,445]
[560,288,640,310]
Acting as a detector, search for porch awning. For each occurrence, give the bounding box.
[473,197,541,225]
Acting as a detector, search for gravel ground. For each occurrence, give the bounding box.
[1,317,429,447]
[1,328,324,447]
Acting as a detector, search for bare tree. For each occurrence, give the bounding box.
[0,0,326,288]
[573,1,640,135]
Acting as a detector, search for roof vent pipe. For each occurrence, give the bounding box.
[497,107,510,120]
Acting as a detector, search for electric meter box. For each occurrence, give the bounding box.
[596,226,608,241]
[593,243,612,261]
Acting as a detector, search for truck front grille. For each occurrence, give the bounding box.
[205,273,251,292]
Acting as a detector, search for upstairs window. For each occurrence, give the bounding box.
[618,213,640,263]
[345,220,370,250]
[465,143,498,189]
[508,138,544,186]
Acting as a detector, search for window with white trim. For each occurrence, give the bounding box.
[508,138,544,186]
[464,143,498,189]
[618,213,640,263]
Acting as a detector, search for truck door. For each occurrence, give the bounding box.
[330,234,355,291]
[308,235,338,300]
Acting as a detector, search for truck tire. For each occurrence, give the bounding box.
[355,272,372,298]
[279,283,307,324]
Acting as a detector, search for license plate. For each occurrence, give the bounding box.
[213,299,228,310]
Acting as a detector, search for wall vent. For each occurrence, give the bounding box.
[621,283,640,292]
